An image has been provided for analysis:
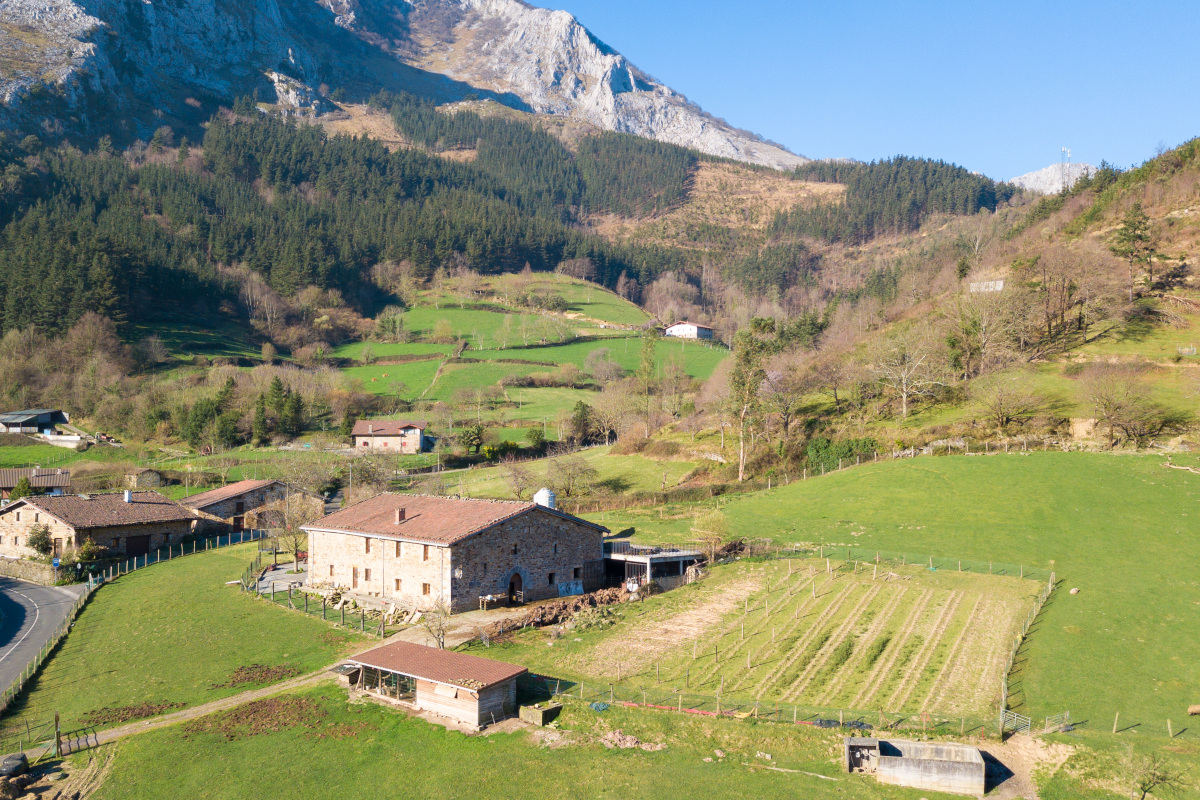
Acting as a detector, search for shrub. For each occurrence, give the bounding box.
[28,524,52,556]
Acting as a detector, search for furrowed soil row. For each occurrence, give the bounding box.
[962,595,1014,714]
[756,582,857,697]
[813,585,909,707]
[783,584,883,702]
[919,594,984,713]
[745,581,828,697]
[709,572,833,691]
[851,588,933,709]
[727,574,823,693]
[887,590,964,711]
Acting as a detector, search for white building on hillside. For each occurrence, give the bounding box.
[663,321,714,340]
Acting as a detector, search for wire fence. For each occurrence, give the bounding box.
[90,529,268,583]
[0,574,103,717]
[517,673,997,740]
[239,551,383,638]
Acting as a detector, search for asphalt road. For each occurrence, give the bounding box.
[0,578,85,692]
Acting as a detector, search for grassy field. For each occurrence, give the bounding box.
[474,559,1038,720]
[483,273,651,327]
[587,451,1200,731]
[124,319,261,361]
[330,342,454,361]
[0,444,100,468]
[341,358,445,398]
[468,336,728,381]
[4,543,360,730]
[450,446,697,499]
[84,683,945,800]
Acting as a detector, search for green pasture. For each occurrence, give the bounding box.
[330,342,453,361]
[342,359,444,399]
[451,445,696,499]
[3,543,359,731]
[87,683,941,800]
[467,336,728,381]
[124,319,260,360]
[597,451,1200,731]
[483,273,651,326]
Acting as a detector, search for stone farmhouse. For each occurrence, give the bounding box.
[0,468,71,501]
[0,490,197,558]
[663,321,714,340]
[181,479,324,533]
[352,420,429,453]
[338,641,526,729]
[302,492,606,613]
[125,468,167,489]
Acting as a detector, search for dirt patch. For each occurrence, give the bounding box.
[181,697,326,741]
[211,664,300,689]
[583,576,763,676]
[311,721,373,740]
[81,702,186,726]
[600,728,666,751]
[530,728,578,748]
[984,734,1075,800]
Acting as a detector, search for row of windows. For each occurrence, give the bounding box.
[329,564,432,595]
[364,539,431,560]
[549,568,583,585]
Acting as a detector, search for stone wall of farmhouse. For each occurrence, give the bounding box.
[449,511,603,612]
[308,510,602,614]
[0,558,56,585]
[200,485,290,522]
[308,529,450,611]
[0,514,193,559]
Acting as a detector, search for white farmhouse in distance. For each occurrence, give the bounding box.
[663,321,714,340]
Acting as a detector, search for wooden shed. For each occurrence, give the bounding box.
[341,641,526,729]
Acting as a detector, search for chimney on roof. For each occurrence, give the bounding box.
[395,507,406,524]
[123,490,132,503]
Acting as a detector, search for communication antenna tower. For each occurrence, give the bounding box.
[1060,147,1072,193]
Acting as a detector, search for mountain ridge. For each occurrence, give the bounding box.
[0,0,807,169]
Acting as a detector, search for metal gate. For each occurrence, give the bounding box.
[1042,711,1070,733]
[1001,709,1031,734]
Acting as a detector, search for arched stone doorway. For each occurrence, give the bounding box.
[508,572,523,605]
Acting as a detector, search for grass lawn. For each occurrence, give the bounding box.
[450,446,697,499]
[124,319,260,361]
[693,451,1200,730]
[400,307,545,344]
[469,336,728,381]
[4,543,360,731]
[330,342,454,361]
[86,683,943,800]
[483,273,651,327]
[342,358,445,399]
[0,445,98,468]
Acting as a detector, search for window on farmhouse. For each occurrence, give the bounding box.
[365,538,371,554]
[548,572,555,586]
[395,541,401,557]
[422,545,429,561]
[395,579,401,592]
[112,539,119,549]
[364,569,372,581]
[553,542,557,554]
[422,583,430,595]
[329,565,334,577]
[574,567,582,580]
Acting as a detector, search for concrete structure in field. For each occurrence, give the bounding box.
[0,490,197,558]
[125,468,167,489]
[302,491,606,613]
[0,468,71,501]
[845,737,985,796]
[662,321,714,340]
[180,479,322,533]
[352,420,429,453]
[338,641,526,729]
[0,409,69,435]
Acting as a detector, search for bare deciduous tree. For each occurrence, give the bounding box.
[1121,745,1187,800]
[548,455,598,497]
[870,328,949,419]
[691,509,729,565]
[973,378,1044,435]
[421,599,452,650]
[501,456,534,500]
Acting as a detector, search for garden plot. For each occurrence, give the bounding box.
[568,559,1039,719]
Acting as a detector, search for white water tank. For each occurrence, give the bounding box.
[533,487,556,510]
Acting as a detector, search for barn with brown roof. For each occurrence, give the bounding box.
[0,490,197,558]
[302,492,606,613]
[181,479,324,533]
[352,420,429,453]
[338,641,527,729]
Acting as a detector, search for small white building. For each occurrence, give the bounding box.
[663,321,714,340]
[352,420,429,454]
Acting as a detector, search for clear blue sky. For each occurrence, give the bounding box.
[547,0,1200,179]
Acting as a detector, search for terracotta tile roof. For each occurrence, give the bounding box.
[348,641,527,690]
[1,491,196,530]
[0,468,71,490]
[303,493,606,545]
[351,420,427,437]
[180,480,279,511]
